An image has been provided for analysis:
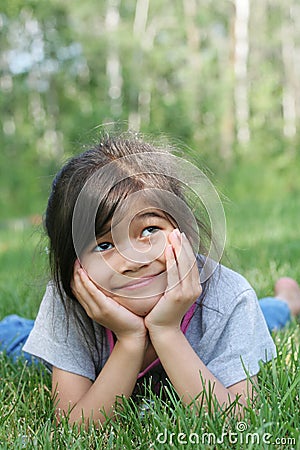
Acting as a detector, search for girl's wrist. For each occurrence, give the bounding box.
[116,330,148,348]
[147,324,182,341]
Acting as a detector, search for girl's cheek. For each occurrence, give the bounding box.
[80,255,114,288]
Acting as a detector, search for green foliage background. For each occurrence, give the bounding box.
[1,0,299,220]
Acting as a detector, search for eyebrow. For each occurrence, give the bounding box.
[134,210,167,221]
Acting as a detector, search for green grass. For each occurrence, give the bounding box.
[0,329,299,449]
[0,156,300,449]
[0,226,47,319]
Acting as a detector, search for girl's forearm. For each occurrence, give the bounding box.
[149,328,247,411]
[60,338,146,426]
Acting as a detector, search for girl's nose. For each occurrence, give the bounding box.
[117,244,152,270]
[116,239,162,273]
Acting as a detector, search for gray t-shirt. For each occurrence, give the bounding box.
[23,264,276,388]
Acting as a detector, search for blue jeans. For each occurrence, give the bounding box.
[0,299,291,363]
[259,297,291,331]
[0,315,35,363]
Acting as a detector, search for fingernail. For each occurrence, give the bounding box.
[173,228,181,239]
[74,259,82,269]
[80,266,88,276]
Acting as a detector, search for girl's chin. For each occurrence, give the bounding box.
[91,282,163,316]
[115,295,161,317]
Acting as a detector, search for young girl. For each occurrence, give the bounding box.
[10,135,280,424]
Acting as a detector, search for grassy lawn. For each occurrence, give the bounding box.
[0,157,299,449]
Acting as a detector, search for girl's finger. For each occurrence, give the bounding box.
[72,268,94,312]
[180,234,198,276]
[165,244,180,292]
[169,231,201,300]
[76,267,128,316]
[78,268,107,303]
[180,234,202,297]
[169,231,195,283]
[73,267,105,314]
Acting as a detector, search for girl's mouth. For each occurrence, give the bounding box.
[115,272,165,291]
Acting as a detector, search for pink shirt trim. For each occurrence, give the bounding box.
[105,302,197,379]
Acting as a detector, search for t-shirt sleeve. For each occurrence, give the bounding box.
[23,283,98,381]
[203,287,276,387]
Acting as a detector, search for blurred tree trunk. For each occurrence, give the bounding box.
[129,0,151,131]
[133,0,150,37]
[220,9,235,160]
[105,0,123,121]
[281,3,297,141]
[233,0,250,146]
[182,0,201,142]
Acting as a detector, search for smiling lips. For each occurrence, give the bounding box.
[115,272,164,291]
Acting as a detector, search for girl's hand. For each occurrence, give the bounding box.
[144,229,202,335]
[71,261,147,343]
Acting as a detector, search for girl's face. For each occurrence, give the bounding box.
[80,199,176,316]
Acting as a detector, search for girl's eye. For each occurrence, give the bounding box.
[141,226,160,237]
[94,242,114,252]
